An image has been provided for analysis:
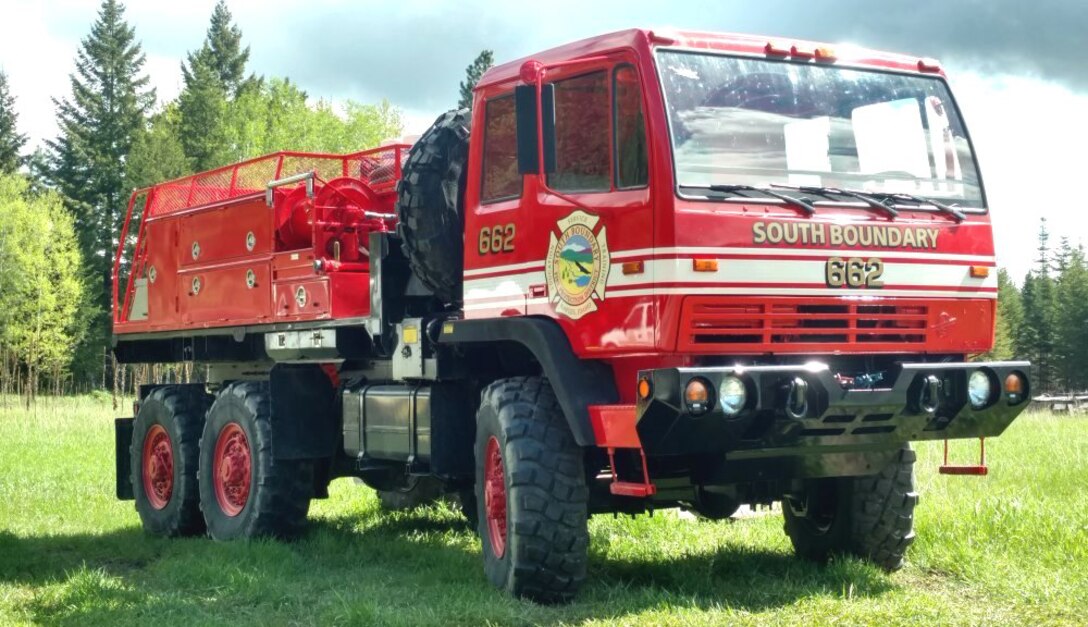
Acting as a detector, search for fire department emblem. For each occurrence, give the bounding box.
[545,210,610,320]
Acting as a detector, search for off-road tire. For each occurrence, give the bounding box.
[377,475,445,511]
[131,385,211,537]
[475,377,589,604]
[783,445,918,571]
[198,382,314,540]
[396,108,471,306]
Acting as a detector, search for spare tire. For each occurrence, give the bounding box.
[396,109,471,306]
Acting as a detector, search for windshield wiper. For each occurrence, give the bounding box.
[862,191,966,222]
[681,184,816,216]
[770,184,898,219]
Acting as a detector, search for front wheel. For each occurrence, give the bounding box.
[198,382,314,540]
[474,377,589,604]
[783,445,918,571]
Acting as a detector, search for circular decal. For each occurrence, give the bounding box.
[544,211,610,320]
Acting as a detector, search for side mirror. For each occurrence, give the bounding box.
[515,83,556,175]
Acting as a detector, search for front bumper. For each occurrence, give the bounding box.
[636,361,1031,460]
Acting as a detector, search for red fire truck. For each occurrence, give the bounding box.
[113,29,1030,602]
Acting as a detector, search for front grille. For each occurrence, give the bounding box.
[678,297,929,352]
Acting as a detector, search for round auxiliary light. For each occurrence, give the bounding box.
[637,377,652,401]
[719,376,747,416]
[684,378,712,416]
[968,370,994,408]
[1005,372,1026,403]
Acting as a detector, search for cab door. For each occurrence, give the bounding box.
[461,59,654,356]
[526,62,655,355]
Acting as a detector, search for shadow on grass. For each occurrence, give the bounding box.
[0,508,896,624]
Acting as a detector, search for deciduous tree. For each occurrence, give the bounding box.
[0,175,87,402]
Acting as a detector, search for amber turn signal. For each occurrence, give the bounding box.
[692,259,718,272]
[1004,373,1024,395]
[969,266,990,278]
[622,260,645,275]
[684,378,712,415]
[637,377,652,400]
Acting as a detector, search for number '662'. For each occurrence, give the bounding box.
[478,224,515,255]
[825,257,885,288]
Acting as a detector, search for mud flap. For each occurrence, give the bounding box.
[269,363,338,460]
[115,417,134,500]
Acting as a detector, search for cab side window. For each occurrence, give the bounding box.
[613,64,648,188]
[481,95,520,202]
[549,71,611,192]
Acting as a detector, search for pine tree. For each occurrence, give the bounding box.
[1055,246,1088,391]
[178,56,231,171]
[45,0,154,383]
[1053,236,1073,276]
[183,0,252,96]
[985,268,1022,361]
[458,50,494,110]
[0,71,27,174]
[127,103,189,189]
[178,1,255,170]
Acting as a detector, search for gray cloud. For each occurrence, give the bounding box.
[755,0,1088,85]
[221,0,1087,111]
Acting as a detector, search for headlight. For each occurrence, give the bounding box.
[719,376,747,416]
[968,370,993,408]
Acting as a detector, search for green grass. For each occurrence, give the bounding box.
[1,396,1085,626]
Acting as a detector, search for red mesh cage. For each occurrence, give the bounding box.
[144,146,409,217]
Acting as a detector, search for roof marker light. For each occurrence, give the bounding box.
[790,45,815,60]
[765,42,790,56]
[917,58,942,73]
[648,30,678,46]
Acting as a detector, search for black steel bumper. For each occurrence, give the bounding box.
[636,361,1031,461]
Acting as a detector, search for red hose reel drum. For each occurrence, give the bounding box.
[274,185,315,250]
[273,177,395,261]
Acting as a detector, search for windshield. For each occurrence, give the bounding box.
[657,51,984,206]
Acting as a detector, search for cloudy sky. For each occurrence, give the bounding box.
[1,0,1085,279]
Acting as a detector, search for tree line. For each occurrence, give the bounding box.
[0,0,408,398]
[985,218,1088,394]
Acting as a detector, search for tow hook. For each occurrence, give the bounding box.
[918,375,942,414]
[784,377,808,419]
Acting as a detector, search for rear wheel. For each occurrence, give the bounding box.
[198,382,314,540]
[474,377,588,604]
[131,386,210,537]
[783,445,918,571]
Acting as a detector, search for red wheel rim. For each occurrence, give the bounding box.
[213,423,252,517]
[141,424,173,510]
[484,435,508,558]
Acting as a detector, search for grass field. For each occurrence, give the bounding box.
[0,396,1085,626]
